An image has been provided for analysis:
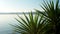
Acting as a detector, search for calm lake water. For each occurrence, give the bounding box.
[0,14,24,34]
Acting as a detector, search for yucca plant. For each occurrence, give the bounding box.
[12,12,49,34]
[35,0,60,34]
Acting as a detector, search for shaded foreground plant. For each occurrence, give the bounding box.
[12,12,49,34]
[35,0,60,34]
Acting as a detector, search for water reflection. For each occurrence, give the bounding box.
[0,14,18,34]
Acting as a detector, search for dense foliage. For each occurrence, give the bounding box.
[36,0,60,34]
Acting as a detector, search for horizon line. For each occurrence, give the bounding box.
[0,12,36,14]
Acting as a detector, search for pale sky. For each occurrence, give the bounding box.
[0,0,59,13]
[0,0,43,13]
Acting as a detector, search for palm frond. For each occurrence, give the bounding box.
[36,0,60,34]
[12,11,48,34]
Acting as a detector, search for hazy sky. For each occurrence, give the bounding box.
[0,0,43,13]
[0,0,60,13]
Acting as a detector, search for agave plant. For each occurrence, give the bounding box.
[12,12,48,34]
[35,0,60,34]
